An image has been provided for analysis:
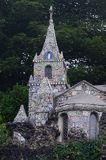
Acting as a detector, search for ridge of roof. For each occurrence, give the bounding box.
[55,80,104,98]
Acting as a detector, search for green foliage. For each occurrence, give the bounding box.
[67,65,106,85]
[0,139,103,160]
[35,155,47,160]
[53,0,106,24]
[0,84,28,122]
[0,115,8,145]
[28,140,102,160]
[54,140,102,160]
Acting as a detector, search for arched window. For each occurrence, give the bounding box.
[61,113,68,140]
[89,113,98,140]
[44,51,53,60]
[45,65,52,79]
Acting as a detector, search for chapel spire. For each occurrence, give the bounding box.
[39,6,60,60]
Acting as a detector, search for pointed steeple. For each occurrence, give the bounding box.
[29,75,33,82]
[14,105,28,123]
[28,75,34,86]
[40,6,60,59]
[33,53,38,62]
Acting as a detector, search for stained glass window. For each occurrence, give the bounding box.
[89,113,98,139]
[61,113,68,140]
[44,51,53,60]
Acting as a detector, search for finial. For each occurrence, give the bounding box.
[49,6,53,22]
[29,75,33,82]
[33,53,38,62]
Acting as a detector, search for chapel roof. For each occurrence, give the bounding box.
[95,85,106,92]
[61,93,106,106]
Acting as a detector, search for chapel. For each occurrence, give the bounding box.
[14,6,106,143]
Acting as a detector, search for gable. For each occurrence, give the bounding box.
[55,80,104,107]
[70,80,102,96]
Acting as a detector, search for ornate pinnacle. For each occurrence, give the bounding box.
[29,75,33,83]
[49,6,53,23]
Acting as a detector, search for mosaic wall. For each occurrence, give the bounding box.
[58,110,102,139]
[55,80,106,140]
[28,78,54,125]
[28,48,67,126]
[68,111,90,137]
[34,61,67,85]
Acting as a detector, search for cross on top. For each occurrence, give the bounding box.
[49,6,53,22]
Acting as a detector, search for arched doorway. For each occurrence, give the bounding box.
[45,65,52,79]
[89,112,98,139]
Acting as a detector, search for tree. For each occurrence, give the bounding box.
[53,0,106,24]
[67,65,106,86]
[0,115,8,145]
[0,84,28,122]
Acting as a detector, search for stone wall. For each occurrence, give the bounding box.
[57,110,102,141]
[99,112,106,141]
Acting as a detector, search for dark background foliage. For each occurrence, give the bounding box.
[0,140,102,160]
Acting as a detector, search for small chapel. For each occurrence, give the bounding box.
[14,6,106,144]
